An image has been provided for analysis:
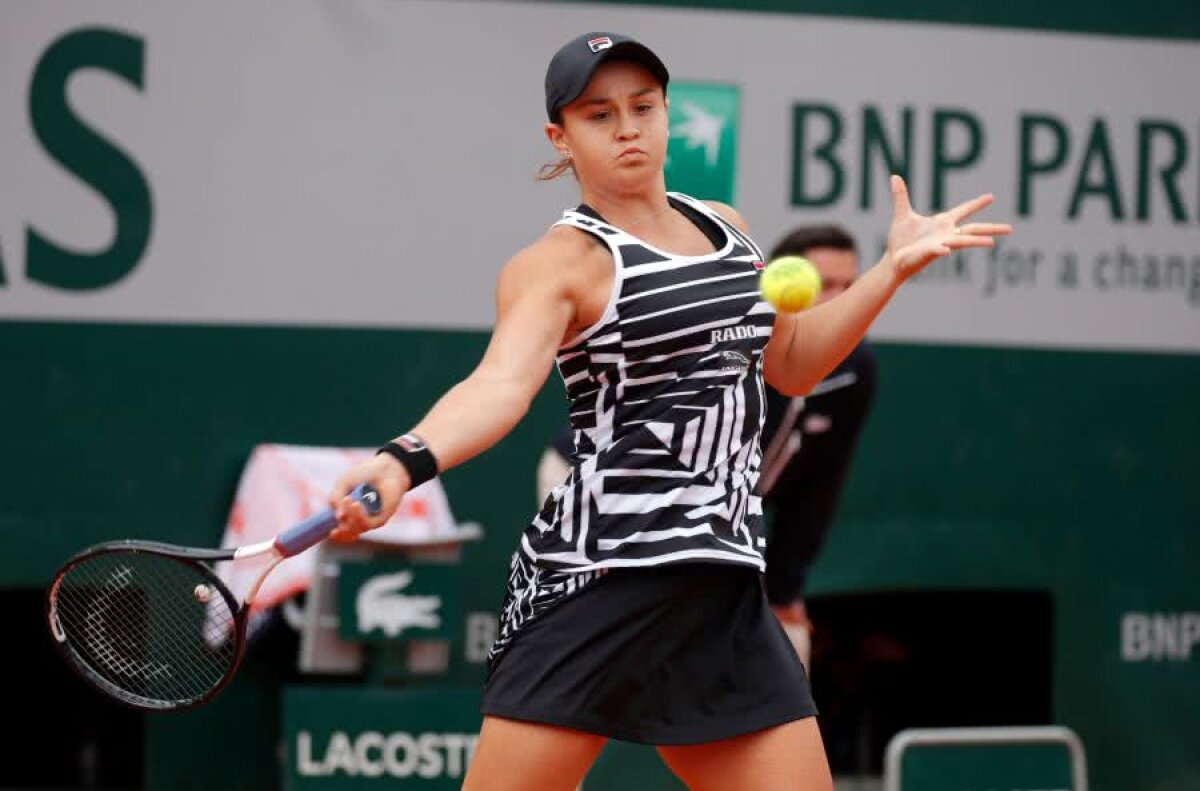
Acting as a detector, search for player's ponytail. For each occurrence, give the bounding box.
[536,154,575,181]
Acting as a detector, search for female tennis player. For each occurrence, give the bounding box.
[329,31,1010,791]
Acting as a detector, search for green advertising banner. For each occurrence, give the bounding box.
[337,561,462,642]
[284,686,482,790]
[665,82,740,204]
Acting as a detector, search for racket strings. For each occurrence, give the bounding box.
[58,579,217,687]
[52,552,239,705]
[53,568,217,695]
[56,558,232,690]
[54,557,233,698]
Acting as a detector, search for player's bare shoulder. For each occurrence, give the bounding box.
[702,200,750,232]
[500,225,606,289]
[495,224,613,338]
[540,224,613,334]
[543,223,612,282]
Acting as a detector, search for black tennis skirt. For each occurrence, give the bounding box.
[479,562,817,745]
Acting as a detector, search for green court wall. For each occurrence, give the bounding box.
[5,322,1198,791]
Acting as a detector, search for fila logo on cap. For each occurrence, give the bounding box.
[588,36,613,52]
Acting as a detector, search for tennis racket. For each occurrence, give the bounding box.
[45,482,380,711]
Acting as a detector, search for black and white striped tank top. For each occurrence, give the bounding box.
[523,192,775,572]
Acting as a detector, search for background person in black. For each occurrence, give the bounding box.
[760,225,877,670]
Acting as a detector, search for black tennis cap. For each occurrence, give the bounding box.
[544,32,670,122]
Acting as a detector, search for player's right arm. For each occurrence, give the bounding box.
[330,227,600,538]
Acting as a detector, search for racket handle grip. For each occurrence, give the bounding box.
[275,483,382,557]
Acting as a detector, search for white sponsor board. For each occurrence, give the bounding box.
[1,0,1198,351]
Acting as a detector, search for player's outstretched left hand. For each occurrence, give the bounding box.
[885,174,1012,279]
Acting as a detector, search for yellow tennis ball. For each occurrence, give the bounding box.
[760,256,822,313]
